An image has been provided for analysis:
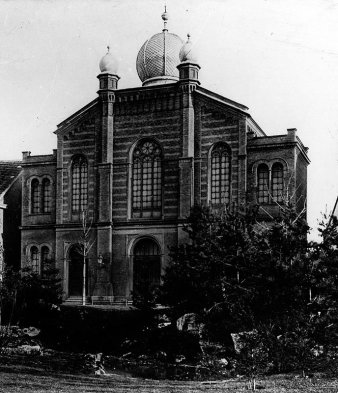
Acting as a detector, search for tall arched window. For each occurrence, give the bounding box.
[30,246,39,273]
[257,164,269,204]
[42,178,51,213]
[210,143,231,205]
[31,179,40,214]
[132,140,162,218]
[71,156,88,213]
[271,163,284,203]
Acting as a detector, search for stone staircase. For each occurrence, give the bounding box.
[63,296,89,305]
[63,296,133,307]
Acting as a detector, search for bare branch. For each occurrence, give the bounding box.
[258,206,274,220]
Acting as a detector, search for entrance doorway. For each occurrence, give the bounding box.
[133,238,161,297]
[68,245,87,297]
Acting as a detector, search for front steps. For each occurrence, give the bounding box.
[63,296,133,307]
[63,296,90,305]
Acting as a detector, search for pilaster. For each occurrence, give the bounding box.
[178,84,196,220]
[238,118,247,207]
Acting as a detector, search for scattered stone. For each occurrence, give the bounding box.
[158,321,171,329]
[218,358,228,366]
[231,330,257,354]
[157,313,171,329]
[94,353,106,375]
[176,313,201,335]
[22,327,40,337]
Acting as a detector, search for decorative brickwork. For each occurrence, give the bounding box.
[18,22,309,304]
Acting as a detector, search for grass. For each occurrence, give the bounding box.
[1,360,338,392]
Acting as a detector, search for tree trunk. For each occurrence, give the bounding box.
[82,254,86,306]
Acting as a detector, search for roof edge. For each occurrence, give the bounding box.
[55,98,98,132]
[0,171,22,199]
[196,86,249,112]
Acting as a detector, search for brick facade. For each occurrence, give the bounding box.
[19,34,309,304]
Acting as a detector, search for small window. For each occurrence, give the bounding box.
[30,246,39,273]
[210,143,231,205]
[272,163,284,203]
[31,179,40,214]
[72,156,88,213]
[41,246,50,276]
[257,164,269,204]
[42,178,51,213]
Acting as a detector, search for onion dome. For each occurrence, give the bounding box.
[136,9,184,86]
[179,34,198,64]
[99,46,119,74]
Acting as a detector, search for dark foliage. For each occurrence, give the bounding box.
[0,262,62,328]
[158,203,338,377]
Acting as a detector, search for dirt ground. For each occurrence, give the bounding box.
[1,363,338,393]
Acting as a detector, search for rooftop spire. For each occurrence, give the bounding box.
[161,5,169,32]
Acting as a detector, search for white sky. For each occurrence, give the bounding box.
[1,0,338,239]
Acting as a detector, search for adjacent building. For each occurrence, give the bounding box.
[0,161,22,273]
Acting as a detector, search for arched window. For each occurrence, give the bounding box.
[132,140,162,218]
[31,179,40,214]
[257,164,269,204]
[42,178,51,213]
[30,246,39,273]
[71,156,88,213]
[210,143,231,205]
[271,163,284,203]
[41,246,50,276]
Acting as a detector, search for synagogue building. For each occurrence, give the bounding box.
[19,11,310,304]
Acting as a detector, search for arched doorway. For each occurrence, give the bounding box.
[68,245,87,297]
[133,238,161,297]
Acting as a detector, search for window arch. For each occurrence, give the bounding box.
[71,156,88,213]
[30,246,39,273]
[132,140,162,218]
[210,143,231,205]
[31,179,40,214]
[42,178,51,213]
[257,164,269,204]
[271,163,284,203]
[40,246,50,276]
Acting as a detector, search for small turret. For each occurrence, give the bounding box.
[97,46,120,91]
[177,34,200,85]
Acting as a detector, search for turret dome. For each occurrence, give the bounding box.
[179,34,199,64]
[99,46,119,74]
[136,10,184,86]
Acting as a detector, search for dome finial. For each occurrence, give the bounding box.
[161,5,169,32]
[107,45,110,53]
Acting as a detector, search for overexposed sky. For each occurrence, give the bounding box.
[1,0,337,238]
